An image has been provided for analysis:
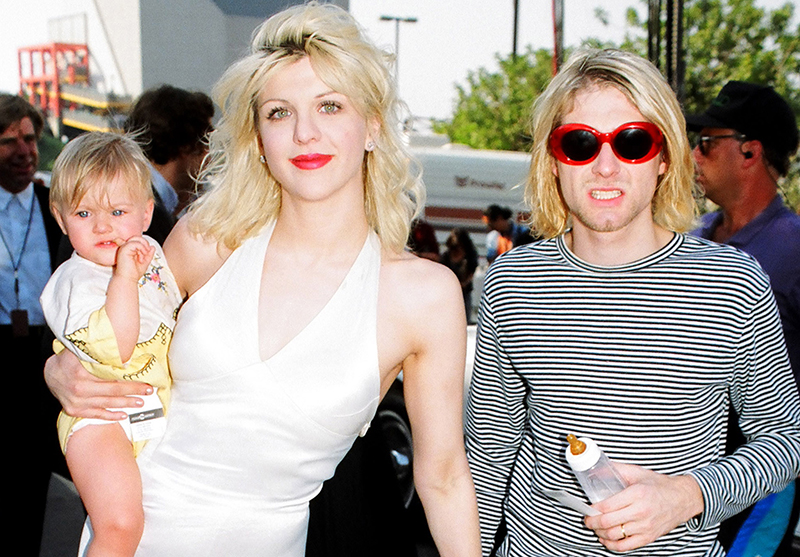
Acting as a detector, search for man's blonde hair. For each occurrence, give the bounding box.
[525,48,697,238]
[188,2,423,253]
[49,131,152,215]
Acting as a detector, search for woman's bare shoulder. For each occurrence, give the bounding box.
[163,217,233,297]
[377,249,465,378]
[381,249,462,312]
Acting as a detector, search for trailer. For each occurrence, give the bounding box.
[412,144,531,236]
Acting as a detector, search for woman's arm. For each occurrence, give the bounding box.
[162,217,230,299]
[44,349,152,420]
[393,258,481,557]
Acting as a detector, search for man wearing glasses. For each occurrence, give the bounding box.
[690,82,799,383]
[688,81,800,557]
[465,49,800,557]
[0,94,67,554]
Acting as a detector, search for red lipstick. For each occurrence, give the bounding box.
[290,153,333,170]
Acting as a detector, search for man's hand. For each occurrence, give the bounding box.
[583,462,704,552]
[44,349,153,420]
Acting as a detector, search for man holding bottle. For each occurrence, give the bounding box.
[465,49,800,557]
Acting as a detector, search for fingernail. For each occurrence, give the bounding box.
[145,386,153,395]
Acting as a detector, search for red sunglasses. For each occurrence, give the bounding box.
[549,122,664,165]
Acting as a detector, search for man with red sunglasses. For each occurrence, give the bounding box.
[466,49,800,557]
[688,81,800,557]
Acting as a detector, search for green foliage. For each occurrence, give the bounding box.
[433,47,553,152]
[650,0,799,115]
[784,159,800,212]
[438,0,800,210]
[681,0,800,211]
[595,7,610,26]
[615,0,800,211]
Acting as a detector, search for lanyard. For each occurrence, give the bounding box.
[0,194,37,309]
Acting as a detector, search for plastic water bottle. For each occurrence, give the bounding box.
[565,434,628,503]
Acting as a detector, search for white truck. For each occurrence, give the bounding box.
[409,142,531,322]
[410,143,530,245]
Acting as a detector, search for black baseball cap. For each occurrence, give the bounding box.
[686,81,799,161]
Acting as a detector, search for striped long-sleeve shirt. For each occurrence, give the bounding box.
[465,232,800,557]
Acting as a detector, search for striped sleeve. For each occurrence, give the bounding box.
[466,283,527,556]
[689,284,800,530]
[462,234,800,557]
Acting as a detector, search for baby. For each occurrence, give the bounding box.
[41,132,182,556]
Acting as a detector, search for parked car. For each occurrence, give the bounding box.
[376,325,478,510]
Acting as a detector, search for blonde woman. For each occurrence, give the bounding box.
[45,3,480,556]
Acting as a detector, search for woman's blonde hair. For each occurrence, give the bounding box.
[49,131,152,215]
[525,48,697,238]
[188,2,423,252]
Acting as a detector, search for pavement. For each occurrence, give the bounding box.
[40,474,84,557]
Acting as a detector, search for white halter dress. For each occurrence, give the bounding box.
[134,222,381,556]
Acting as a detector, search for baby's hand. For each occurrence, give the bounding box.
[114,236,155,281]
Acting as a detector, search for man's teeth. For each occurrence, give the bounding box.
[591,190,622,200]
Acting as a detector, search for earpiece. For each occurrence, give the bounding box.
[743,151,753,159]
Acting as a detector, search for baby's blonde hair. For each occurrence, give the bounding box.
[49,131,152,216]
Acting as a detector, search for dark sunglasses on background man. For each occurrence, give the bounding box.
[693,132,747,156]
[549,122,664,165]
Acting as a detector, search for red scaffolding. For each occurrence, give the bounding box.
[18,43,129,135]
[18,43,89,121]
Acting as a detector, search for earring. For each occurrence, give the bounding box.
[366,141,375,152]
[259,155,266,164]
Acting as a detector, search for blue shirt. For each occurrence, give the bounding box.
[0,183,52,325]
[149,163,178,216]
[694,196,800,388]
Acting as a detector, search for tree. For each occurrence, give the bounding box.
[619,0,799,115]
[437,0,800,210]
[433,47,553,152]
[620,0,800,209]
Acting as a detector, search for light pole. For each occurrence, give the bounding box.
[552,0,564,74]
[380,15,417,87]
[512,0,519,58]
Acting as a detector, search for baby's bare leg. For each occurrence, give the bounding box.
[66,423,144,557]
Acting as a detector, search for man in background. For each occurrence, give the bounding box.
[689,81,800,557]
[482,204,535,264]
[124,84,214,234]
[0,92,65,554]
[689,81,799,384]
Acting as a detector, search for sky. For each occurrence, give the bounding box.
[0,0,796,121]
[350,0,796,120]
[352,0,640,119]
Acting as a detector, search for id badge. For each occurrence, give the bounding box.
[127,389,167,442]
